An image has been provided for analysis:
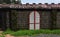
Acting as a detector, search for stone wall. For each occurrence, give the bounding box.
[57,12,60,29]
[17,10,30,30]
[15,10,51,30]
[8,10,60,30]
[40,11,50,29]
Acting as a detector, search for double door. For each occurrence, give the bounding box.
[29,11,40,30]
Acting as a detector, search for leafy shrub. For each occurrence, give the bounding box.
[11,30,35,36]
[10,30,52,36]
[52,30,60,34]
[0,36,5,37]
[2,28,14,35]
[2,29,60,36]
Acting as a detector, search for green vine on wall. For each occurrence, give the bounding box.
[50,10,57,30]
[11,10,18,31]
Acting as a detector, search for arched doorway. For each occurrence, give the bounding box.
[29,11,40,30]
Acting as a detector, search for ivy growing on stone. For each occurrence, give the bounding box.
[11,10,18,31]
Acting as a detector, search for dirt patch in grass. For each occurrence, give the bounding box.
[5,34,14,37]
[5,34,30,37]
[0,34,30,37]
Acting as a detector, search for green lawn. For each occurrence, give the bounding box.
[0,36,4,37]
[2,29,60,36]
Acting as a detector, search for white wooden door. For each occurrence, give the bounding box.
[29,11,40,30]
[29,12,34,30]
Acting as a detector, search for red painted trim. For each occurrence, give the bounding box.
[34,9,36,30]
[39,12,41,29]
[29,12,30,30]
[40,11,41,29]
[39,11,40,29]
[29,23,39,24]
[28,13,29,30]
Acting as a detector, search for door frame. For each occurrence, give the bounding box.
[29,11,40,30]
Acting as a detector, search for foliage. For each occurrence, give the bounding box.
[0,0,21,4]
[11,10,18,31]
[50,11,57,30]
[2,28,14,35]
[2,29,60,36]
[0,35,5,37]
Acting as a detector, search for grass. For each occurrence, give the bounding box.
[0,35,5,37]
[2,29,60,36]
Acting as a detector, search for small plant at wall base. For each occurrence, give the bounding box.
[2,28,14,36]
